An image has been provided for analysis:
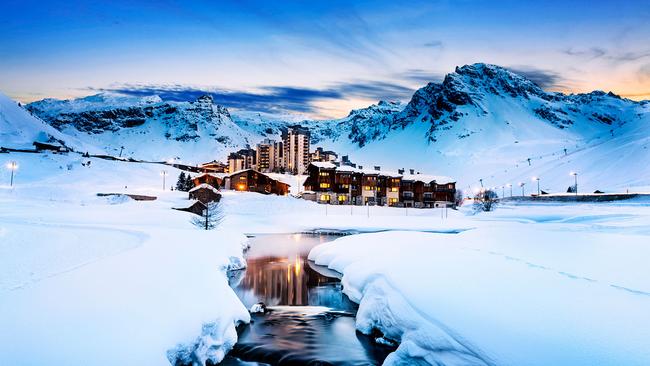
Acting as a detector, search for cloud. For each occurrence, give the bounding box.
[395,69,443,85]
[563,47,650,62]
[506,66,565,89]
[639,64,650,82]
[563,47,607,60]
[423,40,443,48]
[91,78,418,116]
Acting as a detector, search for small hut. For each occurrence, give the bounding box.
[189,183,221,204]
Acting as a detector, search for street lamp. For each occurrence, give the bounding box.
[519,182,525,196]
[532,176,540,196]
[160,170,167,191]
[6,161,18,187]
[507,183,512,197]
[570,171,578,196]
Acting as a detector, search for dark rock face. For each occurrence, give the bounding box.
[27,94,235,143]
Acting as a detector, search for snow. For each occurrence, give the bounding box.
[0,153,250,366]
[189,182,220,194]
[309,203,650,366]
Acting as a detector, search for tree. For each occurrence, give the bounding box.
[191,202,224,230]
[473,189,497,213]
[176,172,187,191]
[184,174,194,191]
[454,189,464,208]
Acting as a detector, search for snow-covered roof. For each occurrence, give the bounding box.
[194,172,226,180]
[189,183,220,194]
[309,162,451,182]
[401,174,455,184]
[310,162,337,169]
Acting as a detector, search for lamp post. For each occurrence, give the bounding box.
[570,172,578,196]
[6,161,18,187]
[532,177,540,196]
[507,183,512,197]
[519,182,525,196]
[160,170,167,191]
[501,185,505,198]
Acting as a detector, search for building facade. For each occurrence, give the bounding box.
[282,125,310,175]
[303,162,456,207]
[224,169,290,195]
[228,147,256,173]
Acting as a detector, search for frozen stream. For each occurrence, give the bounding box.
[221,233,395,365]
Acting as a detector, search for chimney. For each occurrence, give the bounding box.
[409,169,415,175]
[358,165,363,170]
[374,166,381,171]
[398,168,405,174]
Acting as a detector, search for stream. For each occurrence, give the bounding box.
[221,233,395,365]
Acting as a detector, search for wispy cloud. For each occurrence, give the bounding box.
[563,47,650,62]
[423,40,443,48]
[90,78,418,116]
[506,66,566,89]
[395,69,442,85]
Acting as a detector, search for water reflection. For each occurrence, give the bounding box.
[223,234,394,365]
[231,234,355,311]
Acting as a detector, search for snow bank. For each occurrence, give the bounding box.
[0,153,251,366]
[309,223,650,365]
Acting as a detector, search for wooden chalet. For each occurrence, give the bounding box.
[189,183,222,204]
[200,160,228,173]
[224,169,289,195]
[192,172,225,189]
[303,162,456,208]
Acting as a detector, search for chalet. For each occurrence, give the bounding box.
[224,169,289,195]
[200,160,228,173]
[303,162,456,208]
[189,183,222,204]
[192,172,225,189]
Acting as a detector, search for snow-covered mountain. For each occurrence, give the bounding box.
[26,93,262,162]
[310,64,650,192]
[14,63,650,192]
[0,92,94,152]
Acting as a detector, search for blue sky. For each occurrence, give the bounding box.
[1,0,649,118]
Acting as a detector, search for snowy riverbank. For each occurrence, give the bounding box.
[309,205,650,365]
[0,153,250,366]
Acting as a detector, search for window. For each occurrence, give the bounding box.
[424,192,433,198]
[320,182,330,189]
[338,195,346,202]
[448,184,454,189]
[390,187,398,192]
[319,172,329,177]
[320,194,330,202]
[389,198,398,204]
[364,186,374,191]
[340,184,349,189]
[403,192,413,198]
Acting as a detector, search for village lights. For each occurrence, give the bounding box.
[532,176,540,196]
[518,182,525,196]
[160,170,167,191]
[570,171,578,196]
[6,161,18,187]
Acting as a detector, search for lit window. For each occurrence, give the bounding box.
[320,183,330,189]
[389,198,398,204]
[390,187,398,192]
[320,194,330,201]
[319,172,329,176]
[338,195,346,202]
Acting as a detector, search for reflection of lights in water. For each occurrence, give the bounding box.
[294,255,302,277]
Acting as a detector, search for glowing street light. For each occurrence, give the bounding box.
[518,182,525,196]
[160,170,167,191]
[6,161,18,187]
[532,176,540,196]
[570,171,578,196]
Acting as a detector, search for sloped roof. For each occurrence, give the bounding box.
[189,183,220,194]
